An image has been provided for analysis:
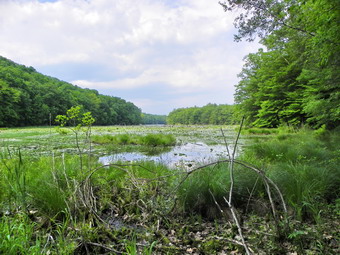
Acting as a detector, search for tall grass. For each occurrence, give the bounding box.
[1,126,339,253]
[0,213,42,255]
[176,129,340,222]
[240,130,340,221]
[90,160,176,217]
[177,162,263,218]
[0,151,87,219]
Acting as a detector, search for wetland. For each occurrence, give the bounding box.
[0,125,339,254]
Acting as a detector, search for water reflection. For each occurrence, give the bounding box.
[99,142,235,169]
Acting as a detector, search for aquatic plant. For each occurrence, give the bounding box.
[92,133,176,147]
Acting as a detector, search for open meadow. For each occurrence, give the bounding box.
[0,125,339,254]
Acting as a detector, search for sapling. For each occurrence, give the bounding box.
[55,106,95,171]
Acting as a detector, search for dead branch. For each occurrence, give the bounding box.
[86,241,123,254]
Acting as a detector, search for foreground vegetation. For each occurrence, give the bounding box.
[0,125,339,254]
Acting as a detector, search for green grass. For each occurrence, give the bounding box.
[0,153,81,219]
[175,129,340,222]
[240,130,340,221]
[92,133,177,147]
[177,162,263,218]
[0,213,42,255]
[0,125,339,254]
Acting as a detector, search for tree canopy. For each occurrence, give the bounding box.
[167,104,236,125]
[0,56,142,127]
[221,0,340,129]
[141,113,167,125]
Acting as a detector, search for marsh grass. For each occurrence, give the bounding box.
[240,130,340,221]
[0,213,42,255]
[0,125,339,254]
[92,133,176,147]
[242,127,279,135]
[90,160,177,218]
[177,162,264,218]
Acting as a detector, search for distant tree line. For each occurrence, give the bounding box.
[167,104,236,125]
[141,113,167,124]
[221,0,340,129]
[0,56,142,127]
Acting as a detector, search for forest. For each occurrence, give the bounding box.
[141,113,167,124]
[0,56,142,127]
[222,0,340,129]
[167,104,236,125]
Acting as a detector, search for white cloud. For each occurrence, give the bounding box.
[0,0,259,114]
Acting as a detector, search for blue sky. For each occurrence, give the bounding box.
[0,0,258,115]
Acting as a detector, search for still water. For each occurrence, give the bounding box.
[99,142,236,169]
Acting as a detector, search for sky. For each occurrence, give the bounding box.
[0,0,259,115]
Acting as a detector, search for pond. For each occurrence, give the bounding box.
[99,142,238,169]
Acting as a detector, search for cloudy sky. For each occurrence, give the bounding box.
[0,0,259,115]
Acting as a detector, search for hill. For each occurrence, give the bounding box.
[0,56,142,127]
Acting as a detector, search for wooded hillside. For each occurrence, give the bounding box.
[0,56,142,127]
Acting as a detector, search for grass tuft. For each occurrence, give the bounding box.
[92,133,176,147]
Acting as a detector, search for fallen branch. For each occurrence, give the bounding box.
[86,241,123,254]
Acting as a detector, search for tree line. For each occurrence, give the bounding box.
[221,0,340,129]
[141,113,167,125]
[0,56,142,127]
[167,104,236,125]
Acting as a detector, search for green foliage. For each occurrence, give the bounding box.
[224,0,340,129]
[242,127,279,135]
[178,129,340,221]
[55,106,95,130]
[167,104,236,125]
[0,126,339,254]
[177,163,262,218]
[0,154,81,218]
[0,213,42,255]
[1,149,29,211]
[141,113,167,124]
[125,236,156,255]
[241,130,340,221]
[0,56,142,127]
[141,133,176,147]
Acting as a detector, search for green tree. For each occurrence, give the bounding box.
[0,56,143,127]
[223,0,340,129]
[0,81,20,126]
[167,104,236,125]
